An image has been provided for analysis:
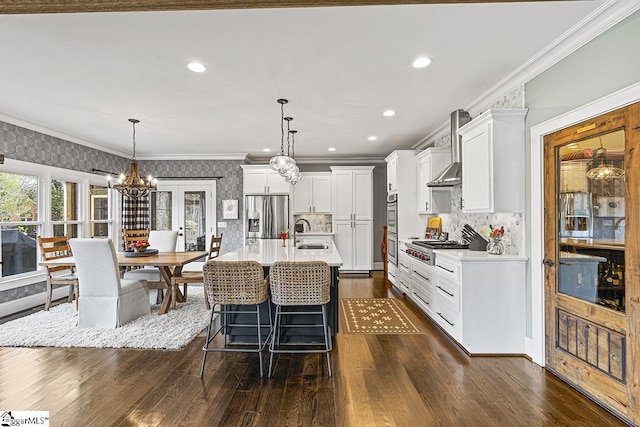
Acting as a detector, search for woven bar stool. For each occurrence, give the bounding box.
[200,260,272,377]
[268,260,332,377]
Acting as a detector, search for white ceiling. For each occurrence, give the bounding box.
[0,2,606,162]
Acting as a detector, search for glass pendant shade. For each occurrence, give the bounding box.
[586,146,624,181]
[111,118,157,199]
[586,163,625,181]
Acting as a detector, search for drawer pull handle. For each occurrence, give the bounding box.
[414,293,430,306]
[415,271,430,282]
[437,265,454,274]
[436,312,454,326]
[436,285,454,297]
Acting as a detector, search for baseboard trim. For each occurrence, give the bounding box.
[0,288,69,318]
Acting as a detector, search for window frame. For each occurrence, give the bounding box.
[0,158,117,290]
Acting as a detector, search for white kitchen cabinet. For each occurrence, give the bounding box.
[416,147,452,214]
[431,250,527,354]
[459,109,527,213]
[331,166,373,221]
[384,151,425,240]
[331,167,374,272]
[386,155,398,192]
[293,173,331,214]
[241,165,291,195]
[333,220,372,272]
[409,260,436,318]
[397,250,411,294]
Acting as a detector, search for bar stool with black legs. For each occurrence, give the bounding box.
[200,260,272,377]
[268,260,332,377]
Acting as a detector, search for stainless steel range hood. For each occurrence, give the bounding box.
[427,109,472,187]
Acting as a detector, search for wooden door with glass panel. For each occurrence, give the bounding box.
[543,102,639,424]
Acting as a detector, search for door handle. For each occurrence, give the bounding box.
[543,258,554,267]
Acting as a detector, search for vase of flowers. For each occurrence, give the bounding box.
[280,229,288,247]
[131,240,150,252]
[483,226,505,255]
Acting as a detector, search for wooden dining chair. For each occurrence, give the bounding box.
[170,233,223,310]
[123,228,150,251]
[37,236,79,310]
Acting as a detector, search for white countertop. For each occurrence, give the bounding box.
[217,239,343,266]
[296,231,334,236]
[434,249,528,262]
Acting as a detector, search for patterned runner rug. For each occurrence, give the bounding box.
[340,298,424,334]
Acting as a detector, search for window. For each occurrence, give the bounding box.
[90,185,111,238]
[51,178,81,238]
[0,172,40,277]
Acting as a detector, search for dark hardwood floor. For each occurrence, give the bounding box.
[0,272,627,426]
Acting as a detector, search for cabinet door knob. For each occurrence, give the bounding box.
[543,258,555,267]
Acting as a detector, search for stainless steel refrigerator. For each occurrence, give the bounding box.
[245,195,289,243]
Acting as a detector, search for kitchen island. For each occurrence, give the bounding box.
[215,239,343,339]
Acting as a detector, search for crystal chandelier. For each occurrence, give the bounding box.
[586,144,624,182]
[269,99,295,175]
[111,118,157,199]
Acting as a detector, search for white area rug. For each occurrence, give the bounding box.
[0,293,212,350]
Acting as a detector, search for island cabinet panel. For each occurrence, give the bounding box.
[429,251,527,354]
[459,108,527,213]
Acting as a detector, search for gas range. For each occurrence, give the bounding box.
[404,240,469,266]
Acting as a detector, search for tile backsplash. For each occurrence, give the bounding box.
[438,185,524,255]
[293,214,333,233]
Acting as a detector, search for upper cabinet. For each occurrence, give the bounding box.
[331,166,374,221]
[241,165,291,195]
[293,173,332,214]
[416,147,451,214]
[386,155,398,192]
[459,109,527,213]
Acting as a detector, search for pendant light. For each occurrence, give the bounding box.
[269,99,295,175]
[111,118,157,199]
[286,129,302,184]
[586,139,624,181]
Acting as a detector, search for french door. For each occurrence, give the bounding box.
[150,181,216,252]
[543,102,639,423]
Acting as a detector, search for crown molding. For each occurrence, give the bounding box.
[248,155,387,165]
[412,0,640,150]
[137,153,249,161]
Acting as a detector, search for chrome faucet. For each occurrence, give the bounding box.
[293,218,311,245]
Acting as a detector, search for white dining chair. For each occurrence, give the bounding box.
[69,238,150,328]
[123,230,178,304]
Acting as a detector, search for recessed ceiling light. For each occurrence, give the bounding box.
[187,62,206,73]
[383,110,395,117]
[328,147,336,152]
[412,56,432,69]
[263,148,271,152]
[368,136,377,141]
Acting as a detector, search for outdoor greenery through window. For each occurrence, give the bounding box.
[51,179,80,238]
[90,185,110,238]
[0,172,40,277]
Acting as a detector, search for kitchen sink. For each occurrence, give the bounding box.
[296,243,329,250]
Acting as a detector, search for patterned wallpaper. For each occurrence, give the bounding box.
[430,85,526,255]
[1,121,129,172]
[142,159,245,254]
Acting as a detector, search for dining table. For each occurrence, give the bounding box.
[39,250,207,314]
